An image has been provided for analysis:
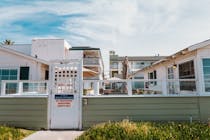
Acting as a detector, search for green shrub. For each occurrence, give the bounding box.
[0,126,34,140]
[78,120,210,140]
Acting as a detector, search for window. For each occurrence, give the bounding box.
[203,58,210,92]
[167,67,176,94]
[111,62,118,69]
[179,60,195,79]
[178,60,196,91]
[20,67,29,80]
[148,70,157,85]
[0,68,18,94]
[168,67,174,79]
[148,70,156,79]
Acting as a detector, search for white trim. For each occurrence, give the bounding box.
[200,57,210,94]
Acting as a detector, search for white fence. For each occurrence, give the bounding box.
[1,80,49,96]
[0,79,198,96]
[83,79,198,96]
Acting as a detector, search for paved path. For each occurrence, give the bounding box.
[24,131,84,140]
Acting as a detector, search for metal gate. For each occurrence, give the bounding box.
[50,60,82,129]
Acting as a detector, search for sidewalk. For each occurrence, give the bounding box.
[24,130,84,140]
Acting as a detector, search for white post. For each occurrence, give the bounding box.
[162,80,167,95]
[127,80,132,96]
[94,81,99,96]
[1,81,6,96]
[18,82,23,94]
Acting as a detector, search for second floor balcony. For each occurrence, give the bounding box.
[83,57,100,66]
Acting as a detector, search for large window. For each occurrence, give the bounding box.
[167,67,176,94]
[179,60,196,91]
[148,70,157,86]
[179,60,195,79]
[168,67,174,79]
[111,62,118,69]
[203,58,210,92]
[0,68,18,94]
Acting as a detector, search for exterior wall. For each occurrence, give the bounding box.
[82,96,210,128]
[67,50,83,60]
[31,39,70,61]
[0,97,48,129]
[2,44,31,55]
[196,45,210,93]
[0,49,45,80]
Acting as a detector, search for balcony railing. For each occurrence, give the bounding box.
[83,79,198,96]
[83,58,100,65]
[1,80,49,96]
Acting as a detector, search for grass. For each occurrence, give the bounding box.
[0,126,34,140]
[77,120,210,140]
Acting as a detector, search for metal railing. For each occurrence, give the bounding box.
[83,79,198,96]
[1,80,49,96]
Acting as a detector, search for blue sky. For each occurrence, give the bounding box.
[1,0,210,71]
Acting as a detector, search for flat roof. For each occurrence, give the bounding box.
[70,46,100,51]
[111,56,166,61]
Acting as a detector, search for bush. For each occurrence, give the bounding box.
[78,120,210,140]
[0,126,34,140]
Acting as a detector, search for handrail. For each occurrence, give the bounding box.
[1,80,49,96]
[83,79,198,96]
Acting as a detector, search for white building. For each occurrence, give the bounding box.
[131,39,210,95]
[0,39,104,93]
[109,51,165,79]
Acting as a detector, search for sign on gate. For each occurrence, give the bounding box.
[55,94,74,107]
[50,60,82,129]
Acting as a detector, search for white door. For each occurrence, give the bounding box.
[50,60,82,129]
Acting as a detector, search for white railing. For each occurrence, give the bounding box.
[83,79,198,96]
[1,80,49,96]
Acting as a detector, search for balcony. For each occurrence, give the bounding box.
[83,58,100,66]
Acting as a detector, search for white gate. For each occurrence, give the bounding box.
[50,60,82,129]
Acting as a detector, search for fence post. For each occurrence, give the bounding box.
[18,82,23,94]
[1,81,6,96]
[94,81,99,96]
[127,80,132,96]
[162,80,167,95]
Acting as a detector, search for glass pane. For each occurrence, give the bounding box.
[9,76,17,80]
[179,60,195,79]
[203,59,210,66]
[204,75,210,79]
[0,69,1,75]
[2,69,9,75]
[180,81,196,91]
[6,83,18,94]
[203,67,210,74]
[2,76,9,80]
[10,69,17,75]
[205,85,210,92]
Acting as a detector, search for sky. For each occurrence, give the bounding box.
[1,0,210,72]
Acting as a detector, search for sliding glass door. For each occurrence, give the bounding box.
[202,58,210,92]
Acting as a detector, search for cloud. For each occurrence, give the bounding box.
[1,0,210,71]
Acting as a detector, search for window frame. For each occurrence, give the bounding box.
[201,58,210,93]
[0,67,20,94]
[177,59,197,94]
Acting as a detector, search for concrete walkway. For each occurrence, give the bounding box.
[24,131,84,140]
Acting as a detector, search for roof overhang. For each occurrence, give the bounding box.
[0,46,49,65]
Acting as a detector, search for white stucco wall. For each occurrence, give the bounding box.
[66,50,83,60]
[2,44,31,55]
[31,39,71,61]
[0,49,47,80]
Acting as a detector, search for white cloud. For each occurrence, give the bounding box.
[1,0,210,71]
